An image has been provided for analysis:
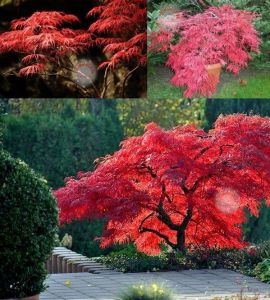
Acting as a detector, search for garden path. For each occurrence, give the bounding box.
[41,269,270,300]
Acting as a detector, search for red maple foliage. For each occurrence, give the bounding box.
[148,12,185,53]
[150,5,260,97]
[0,1,147,84]
[55,114,270,255]
[0,12,90,76]
[88,0,147,69]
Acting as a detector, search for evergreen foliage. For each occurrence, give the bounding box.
[2,102,123,188]
[0,150,58,298]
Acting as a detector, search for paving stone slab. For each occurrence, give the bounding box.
[41,269,270,300]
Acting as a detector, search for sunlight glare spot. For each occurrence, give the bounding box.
[215,188,240,214]
[73,59,97,88]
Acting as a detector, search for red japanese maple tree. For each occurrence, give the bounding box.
[55,114,270,255]
[0,11,90,76]
[149,5,260,97]
[88,0,147,69]
[0,1,146,96]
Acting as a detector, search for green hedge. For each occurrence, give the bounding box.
[1,103,123,258]
[0,150,58,298]
[59,219,128,257]
[2,104,123,189]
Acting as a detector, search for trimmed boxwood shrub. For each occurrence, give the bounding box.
[0,150,58,298]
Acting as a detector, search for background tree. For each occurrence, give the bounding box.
[55,114,270,254]
[116,98,206,136]
[1,99,123,188]
[0,99,124,257]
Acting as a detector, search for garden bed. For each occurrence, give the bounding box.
[94,242,270,286]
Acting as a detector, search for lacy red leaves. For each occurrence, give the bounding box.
[0,11,90,76]
[149,5,260,97]
[55,114,270,255]
[88,0,147,69]
[0,1,147,76]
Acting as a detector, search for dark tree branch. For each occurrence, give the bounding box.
[138,212,155,232]
[139,226,177,249]
[156,182,180,231]
[122,65,139,98]
[101,66,111,98]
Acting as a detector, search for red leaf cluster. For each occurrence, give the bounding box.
[150,5,260,97]
[0,1,147,77]
[55,115,270,255]
[148,12,185,53]
[0,12,90,76]
[88,0,147,69]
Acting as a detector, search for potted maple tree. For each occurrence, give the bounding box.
[150,5,260,97]
[0,150,58,299]
[55,114,270,255]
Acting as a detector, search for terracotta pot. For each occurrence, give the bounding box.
[2,294,40,300]
[206,63,222,81]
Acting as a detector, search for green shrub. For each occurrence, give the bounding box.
[119,283,174,300]
[97,246,262,275]
[59,219,126,257]
[0,150,58,298]
[2,105,123,189]
[96,248,169,272]
[2,102,123,263]
[253,259,270,283]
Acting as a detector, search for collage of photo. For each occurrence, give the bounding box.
[1,1,270,300]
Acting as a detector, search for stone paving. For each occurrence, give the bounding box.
[41,269,270,300]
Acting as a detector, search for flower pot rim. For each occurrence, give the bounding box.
[205,63,222,69]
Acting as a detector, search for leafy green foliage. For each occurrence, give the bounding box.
[0,150,58,298]
[119,283,174,300]
[253,259,270,283]
[148,0,204,13]
[59,219,125,257]
[1,100,124,261]
[205,99,270,129]
[97,247,169,272]
[117,98,206,136]
[2,103,123,188]
[96,246,261,274]
[244,202,270,243]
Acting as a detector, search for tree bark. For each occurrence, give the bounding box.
[176,207,193,253]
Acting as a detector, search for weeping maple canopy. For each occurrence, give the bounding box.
[149,5,260,97]
[88,0,147,69]
[55,114,270,255]
[0,0,146,76]
[0,11,90,76]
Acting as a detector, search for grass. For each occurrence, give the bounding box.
[148,67,270,99]
[215,73,270,98]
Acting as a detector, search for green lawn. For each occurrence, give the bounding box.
[148,67,270,99]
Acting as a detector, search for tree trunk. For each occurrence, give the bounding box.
[176,229,186,253]
[176,207,193,253]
